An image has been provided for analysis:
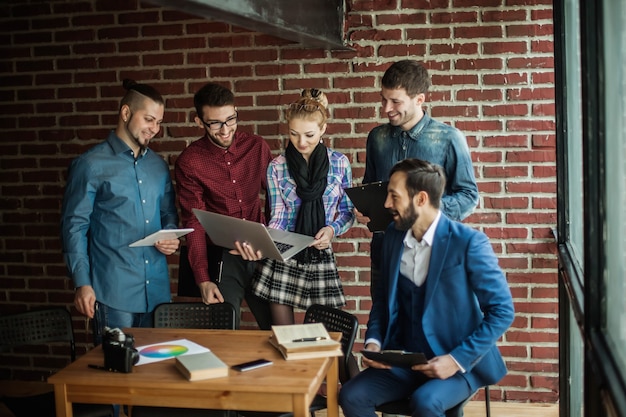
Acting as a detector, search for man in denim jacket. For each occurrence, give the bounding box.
[357,60,479,299]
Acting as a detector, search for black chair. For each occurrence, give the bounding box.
[0,308,114,417]
[376,385,491,417]
[152,301,236,330]
[239,304,360,417]
[130,302,237,417]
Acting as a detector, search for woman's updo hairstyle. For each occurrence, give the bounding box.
[285,88,329,126]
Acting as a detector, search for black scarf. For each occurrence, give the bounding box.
[285,141,329,238]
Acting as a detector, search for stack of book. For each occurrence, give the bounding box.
[269,323,342,360]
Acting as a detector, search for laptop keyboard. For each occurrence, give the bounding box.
[273,241,294,254]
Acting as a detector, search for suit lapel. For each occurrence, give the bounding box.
[424,215,451,310]
[385,229,405,336]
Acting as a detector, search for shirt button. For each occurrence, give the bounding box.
[142,200,146,204]
[145,220,149,224]
[238,200,242,203]
[146,280,150,284]
[227,162,231,165]
[145,260,149,264]
[138,180,143,184]
[233,180,236,183]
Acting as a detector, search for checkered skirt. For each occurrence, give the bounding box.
[251,248,346,310]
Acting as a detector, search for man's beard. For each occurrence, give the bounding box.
[125,113,149,155]
[391,202,418,231]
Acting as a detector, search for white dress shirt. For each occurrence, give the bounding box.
[399,211,441,287]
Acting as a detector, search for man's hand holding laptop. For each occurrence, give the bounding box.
[232,225,333,261]
[231,241,263,261]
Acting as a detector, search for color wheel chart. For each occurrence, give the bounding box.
[135,338,210,365]
[140,344,188,358]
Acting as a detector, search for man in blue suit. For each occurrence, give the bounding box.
[339,159,515,417]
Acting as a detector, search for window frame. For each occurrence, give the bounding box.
[555,0,626,416]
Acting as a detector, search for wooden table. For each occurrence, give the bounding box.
[48,328,340,417]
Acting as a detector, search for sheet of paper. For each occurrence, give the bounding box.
[134,338,210,365]
[129,228,194,247]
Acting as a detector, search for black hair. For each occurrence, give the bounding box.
[389,158,446,208]
[193,83,235,119]
[381,60,431,97]
[119,79,164,111]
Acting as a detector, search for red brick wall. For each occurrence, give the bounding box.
[0,0,557,402]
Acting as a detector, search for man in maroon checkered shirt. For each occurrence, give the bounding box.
[175,83,272,329]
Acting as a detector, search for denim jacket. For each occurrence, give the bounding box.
[363,113,479,264]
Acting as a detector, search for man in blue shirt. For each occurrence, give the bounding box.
[358,60,479,299]
[61,80,180,344]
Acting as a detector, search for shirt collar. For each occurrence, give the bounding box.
[403,209,442,248]
[107,130,148,158]
[203,131,240,154]
[390,112,431,141]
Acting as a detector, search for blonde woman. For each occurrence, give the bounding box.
[250,89,354,325]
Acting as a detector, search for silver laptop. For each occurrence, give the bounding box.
[192,208,315,262]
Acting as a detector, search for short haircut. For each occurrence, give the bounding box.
[194,83,235,118]
[389,158,446,209]
[120,79,164,111]
[381,60,431,97]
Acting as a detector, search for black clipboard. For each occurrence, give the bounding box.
[360,350,428,367]
[345,181,393,232]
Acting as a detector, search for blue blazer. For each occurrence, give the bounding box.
[366,214,515,391]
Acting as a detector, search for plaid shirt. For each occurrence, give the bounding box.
[267,147,354,237]
[175,131,273,283]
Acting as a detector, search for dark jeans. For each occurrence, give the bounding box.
[218,250,272,330]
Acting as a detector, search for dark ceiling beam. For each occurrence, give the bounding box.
[146,0,350,50]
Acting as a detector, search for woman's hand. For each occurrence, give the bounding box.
[311,226,334,250]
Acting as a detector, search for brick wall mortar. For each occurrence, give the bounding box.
[0,0,558,402]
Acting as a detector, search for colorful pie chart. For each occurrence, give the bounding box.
[139,344,189,358]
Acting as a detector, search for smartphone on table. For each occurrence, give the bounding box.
[231,359,273,372]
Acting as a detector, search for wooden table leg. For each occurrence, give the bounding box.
[53,384,73,417]
[326,356,339,417]
[292,393,308,417]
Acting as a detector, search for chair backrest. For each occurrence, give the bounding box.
[303,304,359,384]
[153,302,236,330]
[0,307,76,362]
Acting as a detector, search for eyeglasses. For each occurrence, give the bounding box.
[201,112,238,131]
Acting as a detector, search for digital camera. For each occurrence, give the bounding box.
[102,327,139,373]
